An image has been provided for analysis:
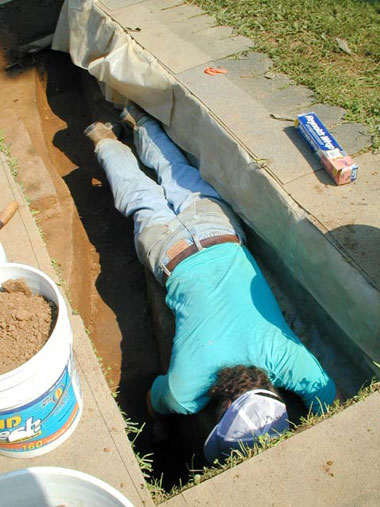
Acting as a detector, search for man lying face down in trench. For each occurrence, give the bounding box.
[84,103,337,463]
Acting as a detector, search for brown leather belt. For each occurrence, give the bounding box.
[162,234,240,283]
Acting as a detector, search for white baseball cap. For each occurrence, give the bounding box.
[204,389,289,463]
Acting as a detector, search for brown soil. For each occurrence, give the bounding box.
[0,278,57,374]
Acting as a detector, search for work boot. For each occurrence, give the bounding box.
[83,122,120,147]
[119,101,146,131]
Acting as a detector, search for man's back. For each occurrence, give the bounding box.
[151,243,336,415]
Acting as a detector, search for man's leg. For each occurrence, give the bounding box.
[131,115,221,214]
[95,138,176,236]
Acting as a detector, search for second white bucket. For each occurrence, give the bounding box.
[0,263,83,458]
[0,467,134,506]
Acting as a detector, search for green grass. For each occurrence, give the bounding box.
[188,0,380,149]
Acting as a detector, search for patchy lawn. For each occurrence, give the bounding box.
[188,0,380,149]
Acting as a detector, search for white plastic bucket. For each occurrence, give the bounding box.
[0,263,83,457]
[0,467,134,506]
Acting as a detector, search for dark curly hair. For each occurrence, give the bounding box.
[208,365,277,421]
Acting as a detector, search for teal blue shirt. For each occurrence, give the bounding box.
[151,244,335,415]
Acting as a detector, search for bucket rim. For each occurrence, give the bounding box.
[0,466,133,506]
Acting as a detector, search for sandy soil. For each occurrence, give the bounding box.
[0,278,57,374]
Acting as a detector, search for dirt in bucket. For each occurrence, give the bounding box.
[0,278,58,374]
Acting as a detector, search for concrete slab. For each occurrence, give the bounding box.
[164,13,216,35]
[227,71,294,102]
[292,103,346,128]
[110,5,213,74]
[142,0,184,11]
[205,65,342,130]
[177,63,321,183]
[108,0,253,74]
[148,2,206,22]
[98,0,144,10]
[331,122,373,155]
[0,152,154,507]
[163,392,380,507]
[260,84,315,116]
[285,151,380,288]
[211,53,273,80]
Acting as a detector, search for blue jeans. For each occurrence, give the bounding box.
[95,116,245,283]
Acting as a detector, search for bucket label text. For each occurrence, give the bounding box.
[0,356,81,454]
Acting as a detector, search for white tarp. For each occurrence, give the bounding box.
[53,0,174,124]
[53,0,379,369]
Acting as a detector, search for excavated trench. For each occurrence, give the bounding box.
[1,48,371,491]
[38,52,204,489]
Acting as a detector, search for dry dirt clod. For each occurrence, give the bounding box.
[15,308,33,321]
[2,277,32,296]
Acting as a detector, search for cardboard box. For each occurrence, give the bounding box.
[295,112,358,185]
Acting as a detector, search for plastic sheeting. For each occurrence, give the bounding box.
[52,0,174,125]
[53,0,379,369]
